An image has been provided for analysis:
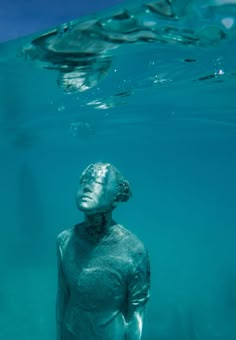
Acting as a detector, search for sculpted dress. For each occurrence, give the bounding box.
[56,223,150,340]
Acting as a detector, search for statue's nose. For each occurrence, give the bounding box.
[83,183,92,193]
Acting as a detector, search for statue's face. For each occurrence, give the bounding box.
[76,164,117,214]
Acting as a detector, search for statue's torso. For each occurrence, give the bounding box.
[58,223,144,340]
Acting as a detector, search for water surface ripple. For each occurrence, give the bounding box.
[23,0,236,93]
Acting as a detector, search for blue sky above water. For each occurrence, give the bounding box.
[0,0,125,42]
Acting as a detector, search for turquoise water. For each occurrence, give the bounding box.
[0,0,236,339]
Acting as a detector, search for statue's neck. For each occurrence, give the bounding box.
[83,211,113,241]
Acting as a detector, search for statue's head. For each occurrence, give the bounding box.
[76,162,132,215]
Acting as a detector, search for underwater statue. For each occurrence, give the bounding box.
[56,162,150,340]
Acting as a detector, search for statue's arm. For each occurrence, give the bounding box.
[125,307,146,340]
[125,249,150,340]
[56,237,70,340]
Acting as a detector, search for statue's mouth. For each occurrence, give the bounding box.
[81,195,92,200]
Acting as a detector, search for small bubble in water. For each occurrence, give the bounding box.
[214,57,225,77]
[70,121,95,137]
[57,105,66,112]
[217,69,224,75]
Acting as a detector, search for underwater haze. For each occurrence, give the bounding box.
[0,0,236,339]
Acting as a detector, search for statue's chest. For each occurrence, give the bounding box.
[62,240,102,280]
[62,238,130,285]
[62,239,130,311]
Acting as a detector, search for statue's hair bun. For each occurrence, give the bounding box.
[115,179,132,203]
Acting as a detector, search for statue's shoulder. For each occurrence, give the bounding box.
[57,226,75,250]
[115,224,147,257]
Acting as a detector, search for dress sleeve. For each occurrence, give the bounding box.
[56,233,70,340]
[127,247,150,316]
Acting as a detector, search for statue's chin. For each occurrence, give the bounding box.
[78,203,93,211]
[79,205,113,216]
[78,202,100,215]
